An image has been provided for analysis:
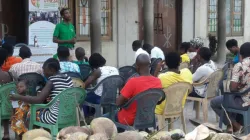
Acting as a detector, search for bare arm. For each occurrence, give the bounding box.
[230,81,239,92]
[116,95,128,107]
[84,69,101,88]
[53,37,76,44]
[10,81,53,104]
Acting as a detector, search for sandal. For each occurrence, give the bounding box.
[222,129,233,134]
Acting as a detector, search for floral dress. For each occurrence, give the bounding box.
[11,101,30,135]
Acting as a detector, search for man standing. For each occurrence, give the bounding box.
[53,8,76,60]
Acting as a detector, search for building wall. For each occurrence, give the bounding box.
[75,0,138,67]
[182,0,250,48]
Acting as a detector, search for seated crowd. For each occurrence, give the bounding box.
[0,37,250,139]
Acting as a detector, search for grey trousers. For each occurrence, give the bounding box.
[210,95,247,126]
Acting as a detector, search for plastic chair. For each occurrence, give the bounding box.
[179,62,189,70]
[150,58,162,76]
[71,78,85,88]
[29,87,87,139]
[83,75,124,120]
[219,84,250,135]
[119,66,137,82]
[63,72,82,79]
[0,82,16,139]
[19,73,45,96]
[156,82,192,133]
[115,88,164,130]
[186,70,223,122]
[78,64,92,81]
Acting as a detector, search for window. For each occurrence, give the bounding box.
[208,0,244,36]
[75,0,112,41]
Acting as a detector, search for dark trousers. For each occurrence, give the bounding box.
[210,95,247,126]
[83,92,101,116]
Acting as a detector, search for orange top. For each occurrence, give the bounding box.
[1,56,22,71]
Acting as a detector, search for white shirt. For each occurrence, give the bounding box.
[95,66,119,96]
[151,47,165,60]
[193,60,217,97]
[135,48,149,60]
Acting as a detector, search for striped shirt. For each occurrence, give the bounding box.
[9,58,42,79]
[40,74,73,124]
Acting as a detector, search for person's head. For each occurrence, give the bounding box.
[142,44,153,54]
[60,8,71,21]
[89,53,106,69]
[16,80,28,95]
[226,39,238,55]
[189,37,204,52]
[2,43,14,56]
[42,58,60,78]
[57,46,70,61]
[75,47,86,61]
[165,52,181,69]
[132,40,142,52]
[180,42,191,55]
[197,47,212,62]
[240,42,250,59]
[135,54,151,75]
[0,48,8,67]
[19,46,32,59]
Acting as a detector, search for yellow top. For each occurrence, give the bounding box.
[181,53,191,63]
[155,68,193,115]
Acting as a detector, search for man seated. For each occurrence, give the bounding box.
[226,39,241,64]
[9,46,42,80]
[180,42,191,63]
[57,46,80,74]
[155,52,193,115]
[73,47,89,65]
[142,43,165,61]
[1,43,22,71]
[116,54,162,125]
[132,40,149,60]
[211,42,250,133]
[189,47,217,98]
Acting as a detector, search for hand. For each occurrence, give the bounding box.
[9,94,20,101]
[69,38,76,44]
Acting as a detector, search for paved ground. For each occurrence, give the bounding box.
[1,101,223,140]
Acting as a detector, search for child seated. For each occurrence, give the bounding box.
[73,47,89,65]
[11,80,30,139]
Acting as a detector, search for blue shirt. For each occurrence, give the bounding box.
[59,61,80,74]
[233,53,240,64]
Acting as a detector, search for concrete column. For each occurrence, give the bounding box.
[216,0,226,64]
[90,0,101,54]
[143,0,154,45]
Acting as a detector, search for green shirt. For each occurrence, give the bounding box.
[53,21,76,48]
[73,60,89,65]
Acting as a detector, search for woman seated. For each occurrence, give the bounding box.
[0,48,13,140]
[10,58,74,125]
[84,53,119,104]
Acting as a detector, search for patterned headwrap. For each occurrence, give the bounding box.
[190,37,204,49]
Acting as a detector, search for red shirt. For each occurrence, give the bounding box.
[117,76,162,125]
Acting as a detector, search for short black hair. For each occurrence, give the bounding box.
[17,79,29,86]
[142,44,152,50]
[165,52,181,69]
[240,42,250,58]
[19,46,32,59]
[226,39,238,49]
[180,42,190,53]
[132,40,142,51]
[75,47,85,61]
[57,47,70,59]
[2,43,14,56]
[198,47,212,61]
[89,53,106,69]
[60,8,69,16]
[43,58,60,72]
[0,48,8,67]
